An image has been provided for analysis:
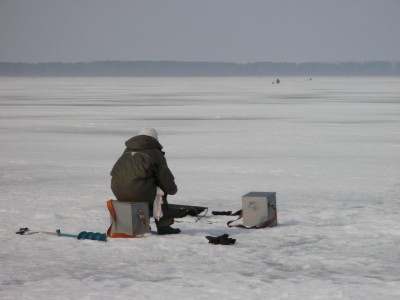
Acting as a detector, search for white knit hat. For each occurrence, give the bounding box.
[138,128,158,140]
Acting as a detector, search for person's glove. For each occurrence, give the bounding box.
[205,233,236,245]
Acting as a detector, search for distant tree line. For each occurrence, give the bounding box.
[0,61,399,77]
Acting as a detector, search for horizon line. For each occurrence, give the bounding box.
[1,60,400,65]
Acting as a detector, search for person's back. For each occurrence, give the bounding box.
[110,128,180,234]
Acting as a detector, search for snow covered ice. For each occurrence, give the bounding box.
[0,76,399,299]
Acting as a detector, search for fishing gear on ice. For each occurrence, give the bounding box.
[225,192,278,229]
[16,227,107,242]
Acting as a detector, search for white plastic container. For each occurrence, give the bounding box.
[242,192,278,227]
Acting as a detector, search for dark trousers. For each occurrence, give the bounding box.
[148,202,174,228]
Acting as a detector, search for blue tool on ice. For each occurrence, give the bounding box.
[57,229,107,241]
[16,227,107,242]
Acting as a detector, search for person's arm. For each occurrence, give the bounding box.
[154,154,178,195]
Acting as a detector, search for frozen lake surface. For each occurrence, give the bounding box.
[0,77,399,299]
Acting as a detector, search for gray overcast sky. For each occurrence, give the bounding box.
[1,0,399,63]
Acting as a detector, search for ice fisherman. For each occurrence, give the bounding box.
[110,128,181,235]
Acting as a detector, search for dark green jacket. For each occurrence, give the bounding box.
[110,135,177,202]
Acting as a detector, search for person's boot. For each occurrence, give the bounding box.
[157,226,181,235]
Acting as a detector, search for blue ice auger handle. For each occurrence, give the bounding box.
[56,230,107,242]
[56,230,78,238]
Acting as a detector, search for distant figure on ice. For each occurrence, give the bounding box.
[272,79,280,84]
[110,128,180,235]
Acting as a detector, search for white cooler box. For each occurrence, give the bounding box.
[242,192,278,227]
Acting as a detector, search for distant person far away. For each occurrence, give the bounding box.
[110,128,180,235]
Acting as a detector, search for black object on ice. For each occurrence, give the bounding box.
[168,204,208,219]
[16,227,30,235]
[212,210,242,216]
[212,211,232,215]
[206,233,236,245]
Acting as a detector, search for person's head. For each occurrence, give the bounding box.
[138,128,158,140]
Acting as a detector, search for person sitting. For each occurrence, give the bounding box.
[110,128,180,235]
